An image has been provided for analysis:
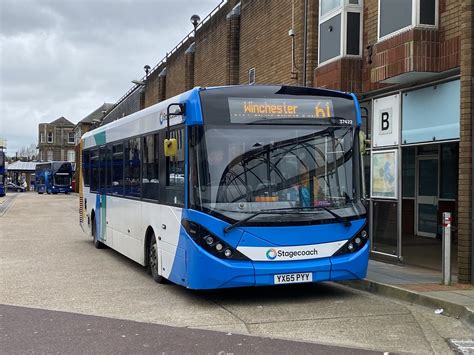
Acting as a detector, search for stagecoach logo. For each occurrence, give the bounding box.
[265,247,319,260]
[159,111,167,125]
[266,248,277,260]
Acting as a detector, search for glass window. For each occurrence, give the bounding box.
[164,128,185,206]
[190,125,364,224]
[319,0,362,65]
[321,0,341,16]
[111,144,124,196]
[142,134,160,201]
[100,146,112,193]
[320,14,342,63]
[372,201,398,255]
[379,0,412,38]
[67,150,75,162]
[68,132,75,144]
[402,81,460,144]
[47,132,53,143]
[47,150,53,161]
[402,147,415,197]
[440,143,458,200]
[40,133,44,143]
[83,150,90,186]
[346,12,360,55]
[90,149,99,192]
[125,138,141,198]
[419,0,436,25]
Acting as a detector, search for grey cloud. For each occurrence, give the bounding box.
[0,0,217,154]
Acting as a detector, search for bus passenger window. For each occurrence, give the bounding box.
[125,138,141,198]
[90,149,99,192]
[82,150,90,187]
[165,128,185,206]
[112,144,124,196]
[142,134,159,200]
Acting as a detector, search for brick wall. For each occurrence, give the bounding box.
[194,1,235,87]
[457,0,474,283]
[365,0,461,89]
[239,0,300,85]
[165,41,190,99]
[144,68,161,107]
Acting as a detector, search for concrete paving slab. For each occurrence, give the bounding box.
[247,314,433,354]
[1,193,472,353]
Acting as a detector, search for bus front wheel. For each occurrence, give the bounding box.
[148,234,165,284]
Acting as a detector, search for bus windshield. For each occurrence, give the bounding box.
[54,174,71,186]
[190,125,363,224]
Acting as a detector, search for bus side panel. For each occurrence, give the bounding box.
[153,205,183,281]
[106,196,142,264]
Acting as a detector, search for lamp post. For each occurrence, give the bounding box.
[190,14,201,37]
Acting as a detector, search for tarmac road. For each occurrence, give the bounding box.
[0,193,472,354]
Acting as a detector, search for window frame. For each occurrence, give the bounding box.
[82,124,188,207]
[377,0,438,42]
[68,132,75,144]
[318,0,363,67]
[47,132,54,144]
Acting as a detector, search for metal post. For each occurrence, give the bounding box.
[442,212,452,285]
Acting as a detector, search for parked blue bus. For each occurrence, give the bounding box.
[35,161,73,194]
[80,85,368,289]
[0,151,5,197]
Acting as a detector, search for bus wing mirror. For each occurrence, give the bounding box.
[164,138,178,157]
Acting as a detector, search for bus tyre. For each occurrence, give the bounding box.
[149,234,165,284]
[46,188,51,194]
[92,217,103,249]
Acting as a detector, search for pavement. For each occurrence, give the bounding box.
[343,260,474,331]
[1,192,473,354]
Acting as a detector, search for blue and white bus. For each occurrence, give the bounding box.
[0,151,6,197]
[35,161,73,194]
[80,85,368,289]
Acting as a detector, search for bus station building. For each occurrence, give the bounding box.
[100,0,474,284]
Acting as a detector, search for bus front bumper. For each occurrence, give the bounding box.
[183,240,369,290]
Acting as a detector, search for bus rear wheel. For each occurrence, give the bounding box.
[92,216,103,249]
[148,234,165,284]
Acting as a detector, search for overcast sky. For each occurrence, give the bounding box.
[0,0,219,156]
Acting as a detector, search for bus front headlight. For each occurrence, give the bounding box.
[181,220,249,261]
[333,227,369,256]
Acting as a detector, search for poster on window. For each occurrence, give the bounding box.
[371,150,398,199]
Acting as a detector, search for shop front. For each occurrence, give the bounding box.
[363,79,460,273]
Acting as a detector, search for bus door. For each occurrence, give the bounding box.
[158,127,186,282]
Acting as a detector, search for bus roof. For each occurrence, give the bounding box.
[81,85,360,149]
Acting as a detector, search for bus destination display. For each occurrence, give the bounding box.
[228,97,339,124]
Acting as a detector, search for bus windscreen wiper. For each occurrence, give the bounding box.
[223,209,281,233]
[271,206,352,227]
[223,205,351,233]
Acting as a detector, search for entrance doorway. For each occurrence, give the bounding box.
[416,155,438,238]
[401,143,458,272]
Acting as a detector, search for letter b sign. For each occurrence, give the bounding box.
[379,109,392,135]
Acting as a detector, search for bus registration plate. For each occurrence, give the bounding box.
[274,272,313,285]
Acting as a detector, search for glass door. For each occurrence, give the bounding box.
[416,156,438,238]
